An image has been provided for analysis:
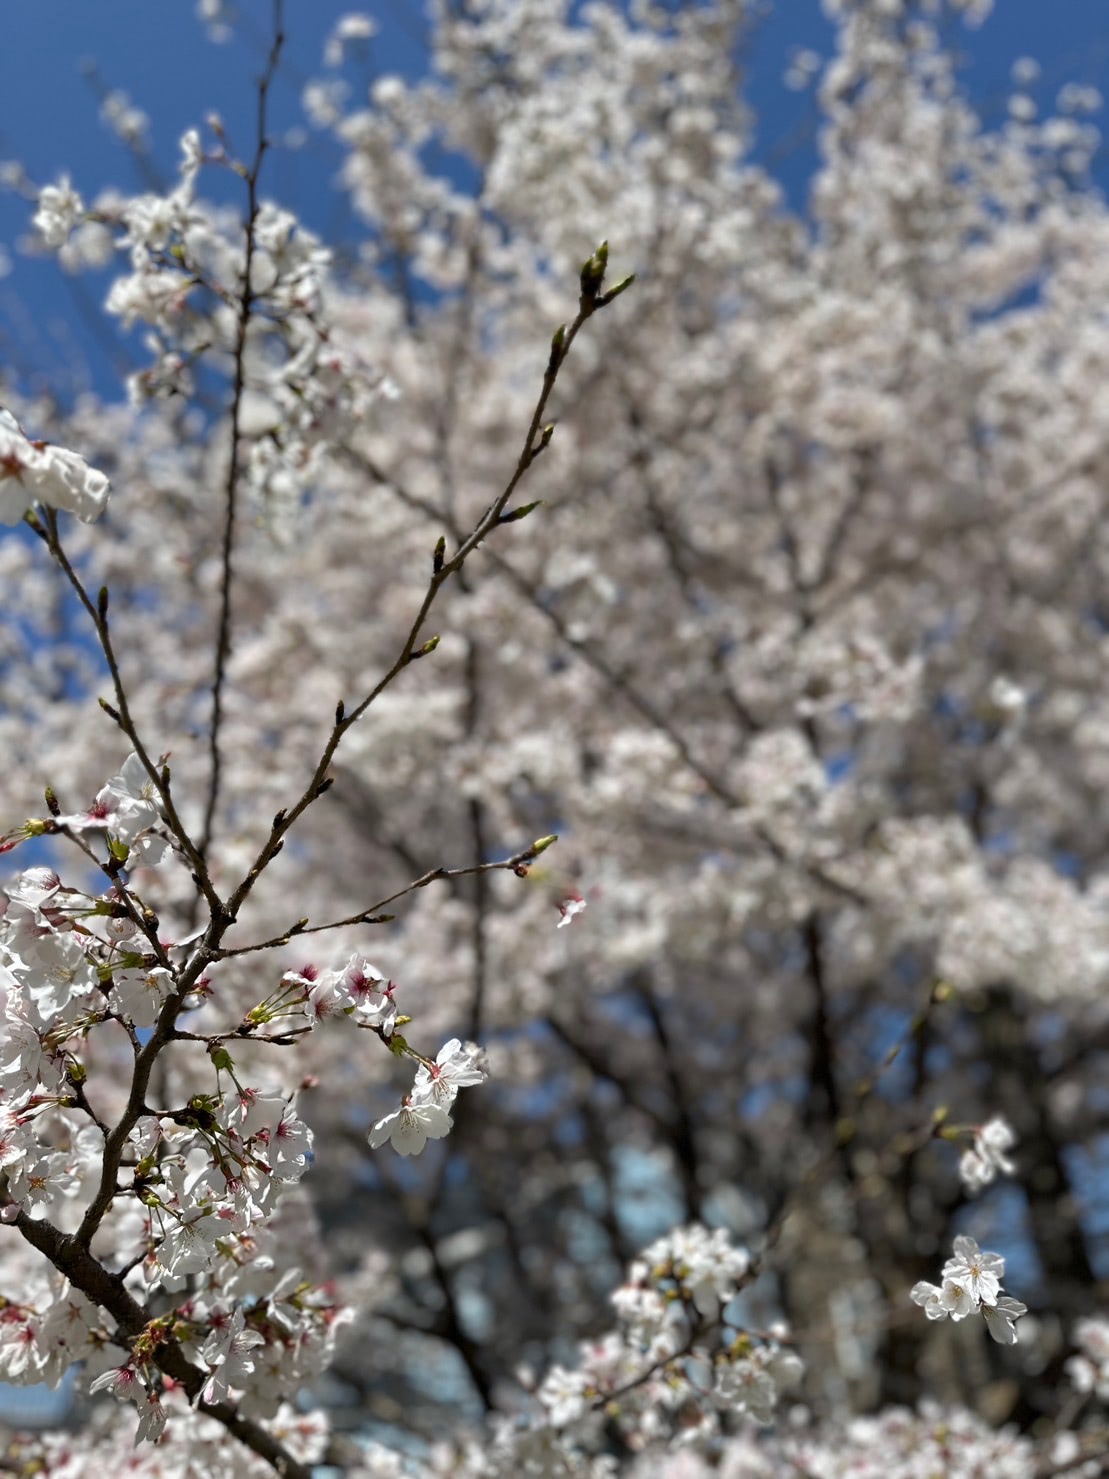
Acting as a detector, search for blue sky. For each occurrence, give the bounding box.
[0,0,1105,400]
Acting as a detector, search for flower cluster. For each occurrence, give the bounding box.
[368,1037,485,1156]
[0,748,489,1440]
[682,1401,1037,1479]
[250,951,486,1155]
[52,749,172,869]
[15,1389,329,1477]
[32,122,394,537]
[911,1236,1027,1344]
[0,822,352,1425]
[533,1224,800,1448]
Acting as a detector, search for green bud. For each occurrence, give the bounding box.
[208,1044,235,1073]
[579,240,609,302]
[547,324,568,374]
[499,500,543,524]
[835,1116,856,1144]
[411,635,440,661]
[598,272,636,306]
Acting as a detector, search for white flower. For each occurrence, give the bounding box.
[0,407,110,524]
[537,1363,590,1425]
[33,176,84,249]
[267,1103,314,1181]
[911,1277,975,1322]
[983,1294,1028,1345]
[943,1235,1005,1307]
[200,1308,266,1404]
[88,1363,142,1400]
[21,932,100,1027]
[368,1098,452,1156]
[977,1117,1017,1173]
[101,753,163,837]
[324,13,377,68]
[100,90,150,147]
[557,894,587,928]
[960,1116,1017,1193]
[411,1038,485,1108]
[108,966,175,1029]
[134,1387,167,1444]
[179,128,203,189]
[913,1236,1026,1343]
[197,0,236,43]
[7,1150,80,1217]
[680,1225,749,1317]
[912,1280,951,1320]
[714,1357,779,1424]
[336,953,397,1030]
[1067,1318,1109,1399]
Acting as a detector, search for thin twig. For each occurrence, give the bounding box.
[199,0,286,866]
[215,837,551,958]
[217,250,631,934]
[29,510,224,921]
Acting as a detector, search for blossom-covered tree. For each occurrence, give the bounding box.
[1,0,1108,1474]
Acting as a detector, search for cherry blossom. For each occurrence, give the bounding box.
[0,407,109,524]
[367,1098,453,1157]
[411,1038,486,1107]
[913,1237,1028,1344]
[0,0,1104,1472]
[959,1115,1018,1193]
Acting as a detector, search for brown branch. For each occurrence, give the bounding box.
[215,835,553,958]
[29,511,223,922]
[199,0,286,867]
[216,250,631,934]
[12,1210,309,1479]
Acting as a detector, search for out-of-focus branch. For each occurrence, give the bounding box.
[199,0,286,867]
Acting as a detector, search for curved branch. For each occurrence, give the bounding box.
[12,1210,309,1479]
